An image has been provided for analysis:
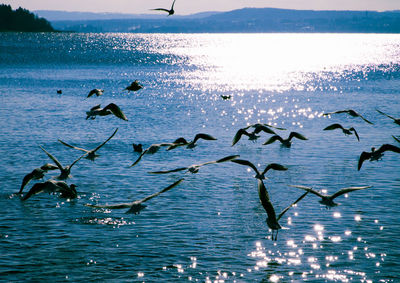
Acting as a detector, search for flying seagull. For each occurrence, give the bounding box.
[58,128,118,161]
[290,184,371,208]
[323,123,360,141]
[86,103,128,121]
[167,133,217,150]
[220,95,231,100]
[124,80,143,92]
[358,144,400,170]
[231,159,288,180]
[232,124,277,146]
[263,132,308,148]
[86,178,184,214]
[130,143,176,167]
[87,89,104,98]
[149,155,240,174]
[22,179,77,201]
[39,146,87,180]
[258,179,309,241]
[323,109,373,124]
[18,163,59,194]
[376,109,400,125]
[151,0,176,16]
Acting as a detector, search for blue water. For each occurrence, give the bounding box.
[0,32,399,282]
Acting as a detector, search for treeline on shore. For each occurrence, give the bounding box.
[0,4,55,32]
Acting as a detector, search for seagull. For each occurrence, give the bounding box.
[323,123,360,141]
[258,179,309,241]
[58,128,118,161]
[358,144,400,170]
[232,125,277,146]
[290,184,371,208]
[87,89,104,98]
[263,132,308,148]
[124,80,143,92]
[132,143,143,153]
[323,109,373,124]
[220,95,231,100]
[18,163,59,194]
[376,109,400,125]
[39,146,87,180]
[151,0,176,16]
[130,143,176,167]
[86,103,128,121]
[57,90,62,94]
[149,155,240,174]
[22,179,77,201]
[231,159,288,180]
[86,178,184,214]
[167,133,217,150]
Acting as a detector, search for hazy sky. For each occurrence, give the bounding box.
[3,0,400,15]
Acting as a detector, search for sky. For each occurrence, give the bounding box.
[3,0,400,15]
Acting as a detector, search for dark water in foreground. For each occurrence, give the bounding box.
[0,33,399,282]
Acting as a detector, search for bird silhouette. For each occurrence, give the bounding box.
[232,124,277,146]
[58,128,118,161]
[18,163,59,194]
[86,178,184,214]
[86,103,128,121]
[149,155,239,174]
[124,80,143,92]
[323,109,373,124]
[290,185,371,208]
[87,89,104,98]
[258,180,309,241]
[151,0,176,16]
[22,179,77,201]
[393,135,400,143]
[132,143,143,153]
[376,109,400,125]
[39,146,87,180]
[167,133,217,150]
[358,144,400,170]
[263,132,308,148]
[323,123,360,141]
[130,143,176,167]
[231,159,287,180]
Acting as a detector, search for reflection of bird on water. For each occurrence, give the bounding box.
[376,109,400,125]
[39,146,87,180]
[263,132,308,148]
[149,155,239,174]
[86,103,128,121]
[231,159,287,180]
[290,184,371,208]
[86,178,184,214]
[87,89,104,98]
[323,109,373,124]
[22,179,77,201]
[124,80,143,92]
[358,144,400,170]
[58,128,118,161]
[258,179,309,241]
[151,0,176,16]
[167,133,217,150]
[323,123,360,141]
[232,124,278,146]
[18,163,59,194]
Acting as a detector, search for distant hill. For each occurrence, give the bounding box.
[0,4,55,32]
[40,7,400,33]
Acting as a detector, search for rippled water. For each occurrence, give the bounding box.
[0,33,399,282]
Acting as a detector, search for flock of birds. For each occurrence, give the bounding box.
[16,79,400,241]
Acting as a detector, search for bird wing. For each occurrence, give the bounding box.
[232,129,248,146]
[323,123,344,131]
[231,159,260,175]
[289,185,325,198]
[253,125,276,135]
[261,163,288,175]
[376,109,396,121]
[22,182,51,200]
[263,124,286,130]
[92,128,118,153]
[392,135,400,143]
[68,152,89,169]
[137,178,184,204]
[148,167,188,174]
[90,104,101,111]
[257,180,278,220]
[19,171,36,194]
[86,202,132,209]
[358,151,372,170]
[323,110,347,115]
[197,155,240,167]
[277,191,309,221]
[263,135,283,145]
[151,8,170,12]
[40,163,59,171]
[378,144,400,154]
[192,133,217,143]
[170,0,177,10]
[39,146,64,171]
[349,127,360,141]
[58,139,89,153]
[130,150,147,167]
[358,114,373,124]
[330,186,371,200]
[289,132,308,141]
[103,103,128,121]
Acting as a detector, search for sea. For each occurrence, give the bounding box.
[0,32,399,282]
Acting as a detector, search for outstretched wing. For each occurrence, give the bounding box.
[323,123,344,131]
[323,110,348,116]
[257,179,277,220]
[392,135,400,143]
[86,202,132,209]
[192,133,217,143]
[138,178,184,204]
[148,167,188,174]
[103,103,128,121]
[39,146,64,171]
[90,104,101,111]
[58,139,89,153]
[197,155,240,167]
[92,128,118,153]
[358,151,372,170]
[289,185,325,198]
[376,109,396,121]
[261,163,288,175]
[253,125,276,135]
[130,150,147,167]
[330,186,371,200]
[68,152,89,169]
[22,182,49,200]
[277,191,309,221]
[288,132,308,141]
[19,171,38,194]
[232,129,249,146]
[349,127,360,141]
[378,144,400,154]
[357,114,373,125]
[231,159,260,175]
[263,135,283,145]
[151,8,170,12]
